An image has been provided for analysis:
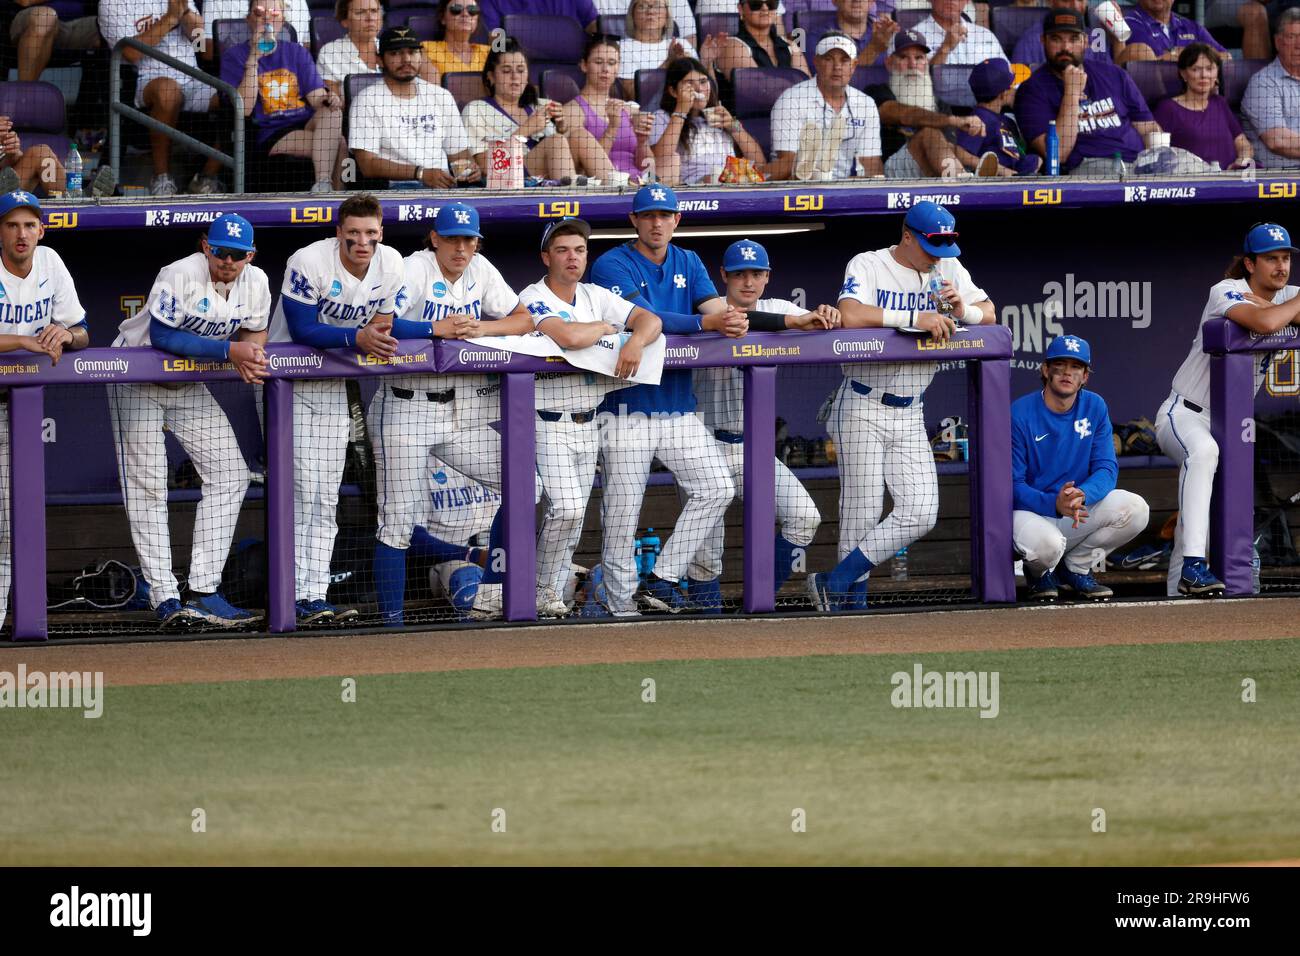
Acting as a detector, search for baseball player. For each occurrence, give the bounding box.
[1012,334,1149,602]
[110,213,270,629]
[412,457,498,617]
[269,192,407,626]
[0,189,89,631]
[1156,222,1300,597]
[809,200,995,612]
[521,217,663,617]
[686,239,836,609]
[590,183,748,616]
[376,201,533,625]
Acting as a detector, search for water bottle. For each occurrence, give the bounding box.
[1252,545,1261,595]
[636,529,660,578]
[928,265,953,315]
[65,144,83,198]
[1045,120,1059,177]
[257,22,276,56]
[891,547,908,582]
[1112,151,1126,181]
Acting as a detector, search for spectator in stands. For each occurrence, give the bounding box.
[715,0,810,101]
[463,37,617,182]
[617,0,710,98]
[561,34,655,180]
[767,34,883,180]
[917,0,1007,66]
[649,55,764,183]
[695,0,787,25]
[1152,43,1252,170]
[1242,8,1300,169]
[954,58,1042,175]
[318,0,383,97]
[350,26,482,187]
[1012,0,1113,66]
[1015,8,1161,175]
[7,1,100,83]
[1205,0,1272,61]
[865,31,1000,177]
[422,0,490,80]
[221,0,345,193]
[831,0,901,67]
[594,0,697,46]
[1113,0,1228,65]
[203,0,309,41]
[99,0,209,196]
[477,0,599,35]
[0,115,65,195]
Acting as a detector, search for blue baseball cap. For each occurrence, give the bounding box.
[722,239,770,272]
[208,213,254,251]
[0,190,41,221]
[435,202,482,238]
[1244,222,1298,255]
[1045,334,1091,366]
[904,200,960,258]
[632,183,678,214]
[969,58,1015,101]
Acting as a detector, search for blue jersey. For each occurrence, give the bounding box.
[1011,388,1118,518]
[590,241,718,415]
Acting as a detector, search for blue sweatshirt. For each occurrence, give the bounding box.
[1011,388,1118,518]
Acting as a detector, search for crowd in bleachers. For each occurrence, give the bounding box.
[1,0,1299,196]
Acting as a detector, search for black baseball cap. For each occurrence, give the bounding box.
[540,217,591,251]
[1042,8,1087,34]
[379,26,422,54]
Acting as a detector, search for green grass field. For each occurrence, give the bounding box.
[3,638,1298,865]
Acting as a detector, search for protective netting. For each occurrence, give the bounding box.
[1251,380,1300,593]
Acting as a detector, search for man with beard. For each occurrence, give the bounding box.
[1014,8,1161,176]
[349,25,481,187]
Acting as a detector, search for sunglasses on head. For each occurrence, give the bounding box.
[209,246,251,261]
[448,3,479,15]
[746,0,780,10]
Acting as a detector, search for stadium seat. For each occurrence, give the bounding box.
[1223,58,1269,112]
[934,64,975,108]
[387,6,440,27]
[850,65,888,91]
[443,71,488,110]
[1125,60,1180,109]
[212,19,298,63]
[342,72,385,141]
[733,67,804,158]
[0,81,70,163]
[990,6,1047,53]
[635,68,666,111]
[896,9,926,32]
[795,10,838,35]
[698,14,738,39]
[387,0,438,8]
[541,67,583,104]
[310,16,346,56]
[597,15,627,37]
[502,14,589,64]
[406,16,442,41]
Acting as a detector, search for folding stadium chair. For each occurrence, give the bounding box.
[311,16,347,56]
[597,15,627,37]
[732,67,806,159]
[850,65,888,91]
[1223,59,1269,112]
[934,64,976,109]
[990,6,1048,54]
[698,14,739,39]
[388,5,441,27]
[1125,60,1181,110]
[635,68,667,112]
[502,14,589,64]
[0,81,70,162]
[442,71,488,110]
[540,67,584,104]
[343,72,389,190]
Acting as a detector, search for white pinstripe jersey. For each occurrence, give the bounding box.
[694,297,803,433]
[115,253,270,347]
[268,239,407,343]
[520,278,635,413]
[0,246,85,334]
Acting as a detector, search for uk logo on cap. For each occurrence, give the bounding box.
[723,238,771,272]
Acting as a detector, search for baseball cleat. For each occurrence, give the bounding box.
[185,592,262,627]
[296,599,335,626]
[1024,568,1059,602]
[323,602,360,624]
[1056,568,1113,601]
[1178,558,1225,597]
[468,582,503,621]
[609,608,642,618]
[806,572,835,612]
[635,576,681,614]
[156,598,201,629]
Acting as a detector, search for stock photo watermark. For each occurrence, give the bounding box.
[0,665,103,719]
[890,663,1000,719]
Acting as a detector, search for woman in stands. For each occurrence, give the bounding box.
[649,56,764,184]
[561,35,656,182]
[1151,43,1253,171]
[617,0,702,97]
[714,0,808,107]
[463,39,616,182]
[422,0,490,81]
[317,0,383,96]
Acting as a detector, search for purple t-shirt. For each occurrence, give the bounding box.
[1122,7,1225,59]
[1151,95,1242,169]
[954,105,1040,174]
[1014,60,1153,170]
[220,41,324,145]
[478,0,599,32]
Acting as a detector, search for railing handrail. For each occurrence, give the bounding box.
[109,37,245,193]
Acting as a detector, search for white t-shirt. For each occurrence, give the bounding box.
[770,79,882,178]
[269,239,407,344]
[99,1,200,91]
[116,252,271,348]
[349,78,472,173]
[0,246,86,336]
[649,110,737,184]
[594,0,698,38]
[695,296,801,432]
[519,278,636,413]
[461,98,561,155]
[1170,278,1300,409]
[617,37,698,81]
[201,0,310,41]
[837,247,986,399]
[398,250,519,415]
[424,456,499,543]
[316,36,380,88]
[913,15,1007,67]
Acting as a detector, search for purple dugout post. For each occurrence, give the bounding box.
[968,359,1015,603]
[264,378,296,633]
[9,386,47,640]
[1209,352,1256,596]
[499,372,537,621]
[742,365,777,612]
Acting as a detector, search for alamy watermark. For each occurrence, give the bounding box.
[890,663,999,719]
[0,665,103,718]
